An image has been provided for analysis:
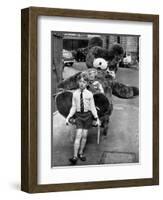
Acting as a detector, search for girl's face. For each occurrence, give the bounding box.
[78,78,87,90]
[89,72,96,81]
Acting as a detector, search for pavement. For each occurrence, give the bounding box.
[52,62,139,167]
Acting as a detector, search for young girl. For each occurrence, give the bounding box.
[66,72,100,165]
[87,68,104,94]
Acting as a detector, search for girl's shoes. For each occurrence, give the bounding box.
[78,154,86,161]
[69,154,86,165]
[69,156,78,165]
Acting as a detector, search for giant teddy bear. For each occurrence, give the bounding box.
[55,37,139,135]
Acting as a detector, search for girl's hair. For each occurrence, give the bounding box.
[78,71,89,82]
[87,68,97,78]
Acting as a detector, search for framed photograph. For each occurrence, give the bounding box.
[21,7,159,193]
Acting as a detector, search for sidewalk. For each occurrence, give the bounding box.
[52,66,139,167]
[52,98,139,167]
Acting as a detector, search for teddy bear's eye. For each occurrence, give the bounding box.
[93,58,107,70]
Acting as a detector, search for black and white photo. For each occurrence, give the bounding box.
[51,32,139,167]
[21,7,159,193]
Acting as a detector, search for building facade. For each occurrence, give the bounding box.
[63,33,139,64]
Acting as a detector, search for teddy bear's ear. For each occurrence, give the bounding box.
[108,43,124,57]
[88,37,103,48]
[93,58,108,70]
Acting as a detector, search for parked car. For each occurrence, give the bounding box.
[123,54,132,65]
[62,49,75,66]
[119,54,131,68]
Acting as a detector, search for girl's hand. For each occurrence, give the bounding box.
[95,118,101,126]
[66,117,69,125]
